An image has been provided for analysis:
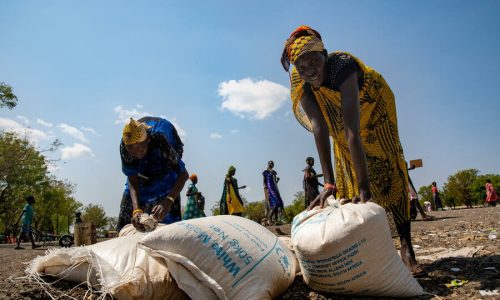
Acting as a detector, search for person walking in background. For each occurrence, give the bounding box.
[303,157,323,208]
[281,25,425,276]
[263,161,285,225]
[219,166,246,216]
[431,182,443,211]
[485,179,498,207]
[117,117,188,232]
[15,196,38,250]
[197,192,206,216]
[183,174,206,220]
[407,174,433,221]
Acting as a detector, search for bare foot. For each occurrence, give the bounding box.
[400,242,427,277]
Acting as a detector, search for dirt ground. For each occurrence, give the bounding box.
[0,206,498,300]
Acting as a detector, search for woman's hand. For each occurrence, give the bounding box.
[151,197,173,221]
[307,184,338,210]
[131,212,146,231]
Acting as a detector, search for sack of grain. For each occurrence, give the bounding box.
[27,230,187,300]
[139,215,297,300]
[291,197,423,297]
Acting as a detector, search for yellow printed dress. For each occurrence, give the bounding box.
[219,176,245,215]
[290,52,409,226]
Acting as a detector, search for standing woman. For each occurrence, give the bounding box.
[219,166,246,216]
[303,157,323,208]
[485,179,498,207]
[183,174,206,219]
[431,182,444,210]
[263,160,285,225]
[281,25,424,276]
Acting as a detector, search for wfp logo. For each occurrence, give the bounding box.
[275,246,292,277]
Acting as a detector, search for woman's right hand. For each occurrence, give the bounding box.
[307,184,338,210]
[131,212,145,231]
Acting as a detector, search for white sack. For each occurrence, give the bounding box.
[27,230,187,300]
[139,215,297,300]
[291,197,423,297]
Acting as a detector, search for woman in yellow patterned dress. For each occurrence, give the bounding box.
[281,25,424,276]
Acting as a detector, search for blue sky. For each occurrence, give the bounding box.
[1,1,499,217]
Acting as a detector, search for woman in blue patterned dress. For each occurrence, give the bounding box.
[263,161,284,225]
[117,117,189,231]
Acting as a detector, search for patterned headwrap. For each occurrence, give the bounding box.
[189,173,198,181]
[281,25,325,72]
[227,165,236,176]
[122,118,151,145]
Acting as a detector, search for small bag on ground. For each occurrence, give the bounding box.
[291,197,423,297]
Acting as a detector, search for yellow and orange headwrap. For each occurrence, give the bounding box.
[189,173,198,181]
[122,118,151,145]
[281,25,325,72]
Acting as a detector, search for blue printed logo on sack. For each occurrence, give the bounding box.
[275,246,292,277]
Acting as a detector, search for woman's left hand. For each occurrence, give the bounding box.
[151,198,173,221]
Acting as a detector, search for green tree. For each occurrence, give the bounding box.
[244,201,266,222]
[283,191,305,223]
[81,204,108,229]
[441,186,458,209]
[0,132,49,230]
[444,169,479,207]
[210,202,220,216]
[106,217,118,231]
[0,82,18,109]
[0,131,80,235]
[417,184,433,209]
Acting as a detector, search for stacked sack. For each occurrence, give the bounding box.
[291,197,423,297]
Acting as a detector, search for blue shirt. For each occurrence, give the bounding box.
[22,203,34,226]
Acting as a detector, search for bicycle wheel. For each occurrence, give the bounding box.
[59,234,73,248]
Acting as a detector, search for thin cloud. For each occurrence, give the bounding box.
[0,117,49,144]
[58,123,89,143]
[81,127,97,135]
[17,115,30,126]
[37,118,53,127]
[114,106,187,140]
[210,133,223,139]
[61,143,95,160]
[169,119,187,140]
[47,163,61,173]
[218,78,289,120]
[231,129,239,134]
[113,105,150,124]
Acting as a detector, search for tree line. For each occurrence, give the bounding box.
[1,82,111,237]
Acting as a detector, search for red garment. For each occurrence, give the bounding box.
[431,186,438,194]
[486,183,498,203]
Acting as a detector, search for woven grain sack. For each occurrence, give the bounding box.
[139,215,297,300]
[27,231,188,300]
[291,197,423,297]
